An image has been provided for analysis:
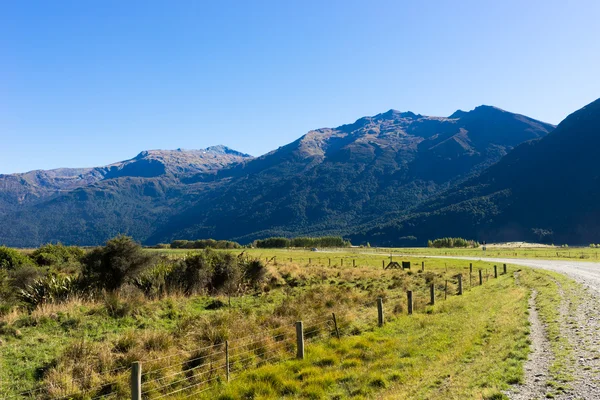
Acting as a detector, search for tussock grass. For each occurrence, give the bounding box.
[0,250,564,399]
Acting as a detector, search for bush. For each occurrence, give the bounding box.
[166,251,215,295]
[82,235,155,291]
[30,243,85,268]
[9,264,45,290]
[0,246,33,270]
[19,275,78,307]
[242,259,267,289]
[164,250,265,296]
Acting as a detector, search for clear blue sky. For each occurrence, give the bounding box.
[1,0,599,173]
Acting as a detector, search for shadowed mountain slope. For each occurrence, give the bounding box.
[356,98,600,246]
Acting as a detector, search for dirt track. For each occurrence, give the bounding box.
[405,255,600,399]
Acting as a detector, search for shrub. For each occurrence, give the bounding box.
[30,243,85,268]
[0,246,33,270]
[242,259,267,289]
[82,235,155,291]
[19,275,78,307]
[132,259,172,298]
[166,251,214,294]
[9,265,45,290]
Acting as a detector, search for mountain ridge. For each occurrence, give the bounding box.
[0,105,556,247]
[355,97,600,246]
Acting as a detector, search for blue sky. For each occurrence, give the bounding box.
[1,0,599,173]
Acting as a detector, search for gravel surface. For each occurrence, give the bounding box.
[402,255,600,399]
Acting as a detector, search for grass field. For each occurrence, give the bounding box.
[0,248,576,399]
[150,245,600,261]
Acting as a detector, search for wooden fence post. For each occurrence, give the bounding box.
[296,321,304,359]
[430,283,435,305]
[353,259,355,267]
[457,275,463,295]
[225,340,230,382]
[328,258,331,267]
[503,264,507,274]
[469,263,472,274]
[131,362,141,400]
[494,265,498,278]
[309,258,311,264]
[422,261,425,271]
[407,291,414,314]
[444,280,448,300]
[479,269,483,285]
[377,298,384,326]
[332,313,340,339]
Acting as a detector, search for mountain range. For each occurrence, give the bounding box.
[356,98,600,246]
[4,99,596,247]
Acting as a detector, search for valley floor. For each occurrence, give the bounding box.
[3,249,598,399]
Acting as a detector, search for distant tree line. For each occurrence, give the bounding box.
[253,236,351,248]
[170,239,242,249]
[427,237,479,248]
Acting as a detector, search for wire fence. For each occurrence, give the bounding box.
[0,262,510,399]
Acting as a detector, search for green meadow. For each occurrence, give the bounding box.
[0,245,576,399]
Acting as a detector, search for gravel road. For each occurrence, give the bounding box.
[402,255,600,399]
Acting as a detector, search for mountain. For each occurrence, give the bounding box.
[0,106,554,247]
[357,98,600,246]
[145,106,553,245]
[0,146,251,211]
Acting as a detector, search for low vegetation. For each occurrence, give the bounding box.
[169,239,242,249]
[427,237,479,248]
[0,241,578,399]
[254,236,350,248]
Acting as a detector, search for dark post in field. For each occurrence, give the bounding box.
[407,290,414,314]
[457,275,463,295]
[328,258,331,267]
[296,321,304,359]
[353,259,356,267]
[503,264,507,274]
[377,298,384,326]
[430,283,435,305]
[479,269,483,285]
[382,260,385,269]
[309,258,311,264]
[422,261,425,271]
[341,258,343,267]
[494,265,498,278]
[444,280,448,300]
[225,340,230,382]
[470,263,473,274]
[332,313,340,339]
[131,362,141,400]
